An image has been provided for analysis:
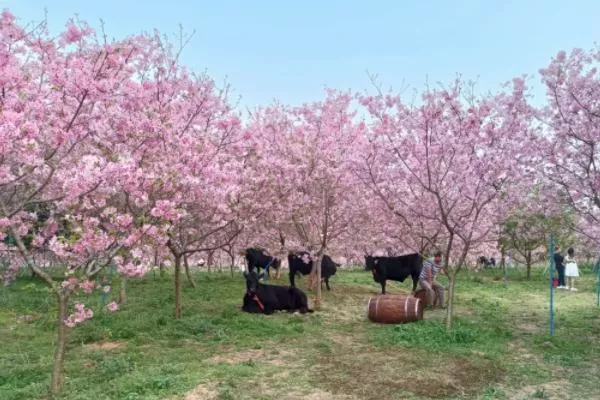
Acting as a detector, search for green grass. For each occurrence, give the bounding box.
[1,265,599,399]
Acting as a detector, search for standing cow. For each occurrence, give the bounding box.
[478,256,496,268]
[288,251,338,291]
[365,253,422,294]
[245,248,282,279]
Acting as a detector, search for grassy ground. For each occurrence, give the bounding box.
[1,265,599,400]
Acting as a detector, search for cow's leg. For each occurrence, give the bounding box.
[325,277,331,291]
[381,279,386,294]
[411,275,419,293]
[289,269,296,287]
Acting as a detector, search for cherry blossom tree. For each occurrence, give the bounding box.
[62,23,250,319]
[245,91,366,305]
[539,47,600,249]
[359,77,539,328]
[0,10,240,391]
[500,207,572,279]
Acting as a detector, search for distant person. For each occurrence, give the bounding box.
[554,245,566,289]
[506,250,514,268]
[565,247,579,291]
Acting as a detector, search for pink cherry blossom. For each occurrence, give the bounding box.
[64,303,94,328]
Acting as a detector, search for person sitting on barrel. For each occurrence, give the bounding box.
[418,251,446,308]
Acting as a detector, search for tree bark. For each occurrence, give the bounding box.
[207,250,214,272]
[174,254,182,319]
[51,293,68,395]
[229,252,235,278]
[183,254,196,288]
[444,273,456,331]
[526,250,532,280]
[5,223,69,394]
[443,233,456,331]
[314,253,322,308]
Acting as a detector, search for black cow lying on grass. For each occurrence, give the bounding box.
[288,251,338,291]
[244,247,282,279]
[241,270,313,315]
[365,253,423,294]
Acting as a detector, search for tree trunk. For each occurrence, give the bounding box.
[29,266,40,280]
[207,250,214,273]
[183,255,196,288]
[174,254,182,319]
[119,277,127,305]
[503,261,508,286]
[526,250,532,281]
[229,253,235,278]
[51,293,68,395]
[314,252,323,308]
[444,272,456,331]
[442,233,457,331]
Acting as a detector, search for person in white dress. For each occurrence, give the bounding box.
[564,247,579,291]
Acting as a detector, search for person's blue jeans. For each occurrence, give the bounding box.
[556,265,566,287]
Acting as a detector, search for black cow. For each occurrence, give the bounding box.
[364,253,422,294]
[245,248,281,279]
[288,251,338,291]
[241,270,313,314]
[478,256,496,268]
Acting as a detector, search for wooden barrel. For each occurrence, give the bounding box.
[413,287,440,307]
[366,295,423,324]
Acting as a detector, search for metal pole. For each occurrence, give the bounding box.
[549,235,555,337]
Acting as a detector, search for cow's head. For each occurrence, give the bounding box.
[243,270,264,293]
